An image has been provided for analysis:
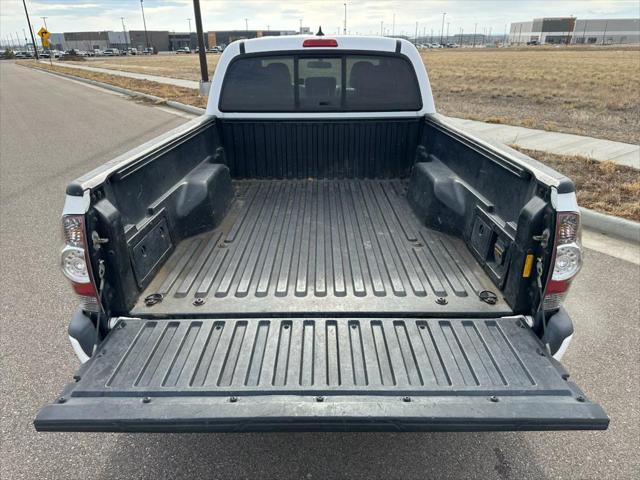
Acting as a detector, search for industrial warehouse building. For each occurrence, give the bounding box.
[509,17,640,45]
[207,30,295,47]
[48,31,129,51]
[46,29,297,52]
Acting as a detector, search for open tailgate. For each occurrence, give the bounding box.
[35,317,608,432]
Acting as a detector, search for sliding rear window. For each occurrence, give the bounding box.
[219,53,421,112]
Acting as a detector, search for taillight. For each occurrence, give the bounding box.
[302,38,338,47]
[543,211,582,310]
[61,215,101,312]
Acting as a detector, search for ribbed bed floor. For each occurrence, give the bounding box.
[133,179,510,316]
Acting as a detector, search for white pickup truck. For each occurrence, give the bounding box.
[36,35,608,432]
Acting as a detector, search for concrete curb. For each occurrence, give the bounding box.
[581,208,640,244]
[21,63,205,117]
[166,100,205,116]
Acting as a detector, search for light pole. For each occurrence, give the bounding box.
[192,0,209,88]
[446,22,449,43]
[472,22,477,47]
[187,18,191,49]
[392,13,395,37]
[439,12,446,45]
[140,0,150,49]
[299,18,302,34]
[245,18,248,32]
[380,21,383,36]
[343,3,347,35]
[414,21,418,44]
[21,0,38,59]
[121,17,128,51]
[488,26,492,44]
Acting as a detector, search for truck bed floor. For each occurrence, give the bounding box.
[133,179,511,316]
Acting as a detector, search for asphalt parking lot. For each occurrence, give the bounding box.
[1,61,638,479]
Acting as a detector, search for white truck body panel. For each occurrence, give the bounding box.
[206,35,435,118]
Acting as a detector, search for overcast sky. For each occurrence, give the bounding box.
[1,0,639,40]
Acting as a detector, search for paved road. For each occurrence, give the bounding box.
[1,62,638,480]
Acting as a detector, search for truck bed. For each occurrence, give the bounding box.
[133,179,511,317]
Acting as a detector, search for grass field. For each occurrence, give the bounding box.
[85,46,640,144]
[422,47,640,144]
[513,148,639,221]
[90,53,222,82]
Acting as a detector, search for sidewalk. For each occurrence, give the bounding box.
[43,61,639,168]
[445,117,639,169]
[42,60,199,89]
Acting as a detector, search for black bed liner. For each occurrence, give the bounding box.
[35,316,608,432]
[133,179,510,316]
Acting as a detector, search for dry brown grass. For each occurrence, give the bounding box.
[90,53,221,81]
[21,61,207,108]
[422,47,640,144]
[514,147,640,221]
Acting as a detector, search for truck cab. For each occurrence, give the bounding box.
[35,35,607,432]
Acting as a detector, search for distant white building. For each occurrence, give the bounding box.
[573,19,640,45]
[509,17,639,45]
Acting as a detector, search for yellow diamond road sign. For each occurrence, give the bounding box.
[37,27,50,40]
[42,38,51,48]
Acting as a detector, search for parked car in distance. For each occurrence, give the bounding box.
[446,43,460,48]
[103,48,120,56]
[142,47,154,55]
[61,49,87,58]
[176,46,191,54]
[127,48,138,55]
[430,43,442,48]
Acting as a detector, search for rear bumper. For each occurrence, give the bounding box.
[68,309,94,363]
[543,307,575,360]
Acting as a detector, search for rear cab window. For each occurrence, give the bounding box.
[219,53,421,112]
